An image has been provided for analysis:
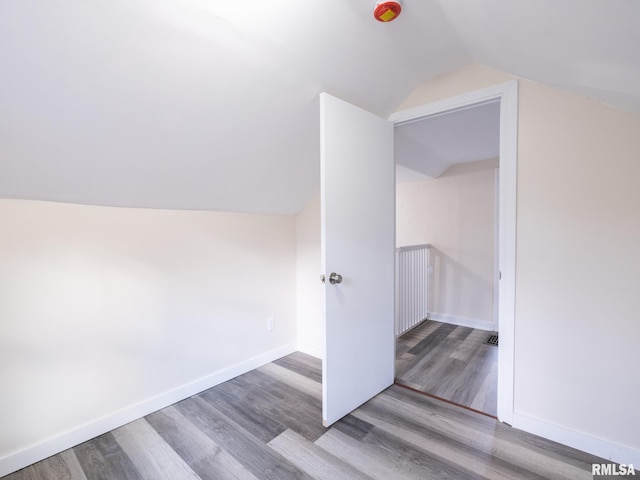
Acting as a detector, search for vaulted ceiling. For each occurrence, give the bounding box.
[1,0,639,214]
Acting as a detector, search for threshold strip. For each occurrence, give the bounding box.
[393,381,498,420]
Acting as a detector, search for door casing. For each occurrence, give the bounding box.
[389,80,518,424]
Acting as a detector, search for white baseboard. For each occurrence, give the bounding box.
[296,342,323,360]
[0,343,297,478]
[428,312,496,331]
[512,412,640,466]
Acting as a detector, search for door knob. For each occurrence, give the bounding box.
[329,272,343,285]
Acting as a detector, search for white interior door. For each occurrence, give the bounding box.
[320,93,395,427]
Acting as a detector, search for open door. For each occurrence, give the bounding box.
[320,93,395,427]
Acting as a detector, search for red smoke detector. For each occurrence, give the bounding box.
[373,1,402,22]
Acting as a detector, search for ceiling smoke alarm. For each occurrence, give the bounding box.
[373,1,402,22]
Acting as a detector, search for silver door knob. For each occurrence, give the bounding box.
[320,274,326,284]
[329,272,343,284]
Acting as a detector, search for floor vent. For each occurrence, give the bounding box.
[486,334,499,347]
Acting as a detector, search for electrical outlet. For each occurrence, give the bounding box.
[267,316,274,332]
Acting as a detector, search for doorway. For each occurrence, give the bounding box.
[319,81,517,426]
[393,101,500,416]
[389,80,518,424]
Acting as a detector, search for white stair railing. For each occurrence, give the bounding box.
[395,244,430,336]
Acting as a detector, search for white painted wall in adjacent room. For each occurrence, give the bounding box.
[396,162,497,330]
[295,194,323,358]
[400,65,640,465]
[0,199,297,476]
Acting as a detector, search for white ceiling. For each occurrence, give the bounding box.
[1,0,639,214]
[395,100,500,181]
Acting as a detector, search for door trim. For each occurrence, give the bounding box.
[389,80,518,425]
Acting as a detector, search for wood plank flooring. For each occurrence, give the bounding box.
[4,352,609,480]
[396,320,498,416]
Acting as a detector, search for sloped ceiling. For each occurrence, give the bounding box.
[395,100,500,180]
[1,0,638,214]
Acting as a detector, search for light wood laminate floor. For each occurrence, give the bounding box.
[4,352,608,480]
[396,320,498,417]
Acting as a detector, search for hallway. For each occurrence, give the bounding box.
[396,320,498,416]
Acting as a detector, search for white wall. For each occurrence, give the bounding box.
[400,65,640,464]
[396,161,497,330]
[0,199,297,476]
[295,194,323,358]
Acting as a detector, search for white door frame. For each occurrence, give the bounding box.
[388,80,518,424]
